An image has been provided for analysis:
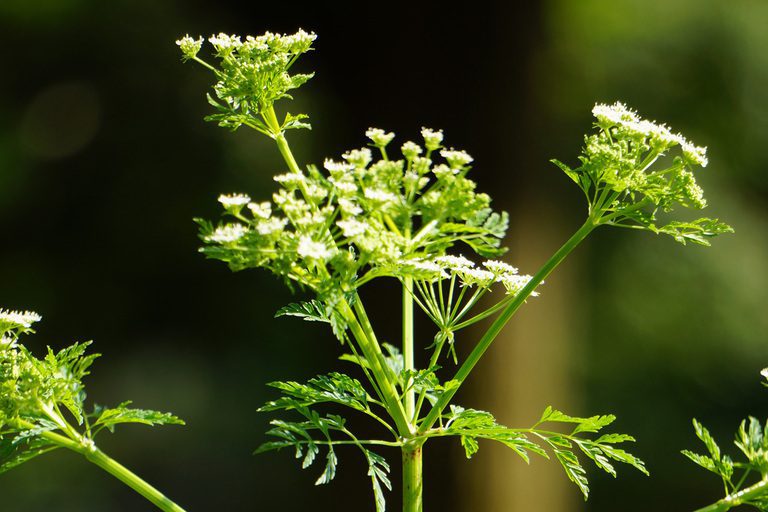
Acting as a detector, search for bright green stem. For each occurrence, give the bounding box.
[694,479,768,512]
[261,105,409,436]
[418,219,597,434]
[263,106,300,174]
[276,133,302,174]
[35,429,186,512]
[402,441,423,512]
[403,276,415,421]
[84,448,186,512]
[338,298,412,436]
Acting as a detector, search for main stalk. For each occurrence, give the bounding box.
[402,274,423,511]
[402,440,424,512]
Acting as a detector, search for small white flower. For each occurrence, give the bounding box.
[339,198,363,215]
[330,179,358,195]
[483,260,518,276]
[305,183,329,202]
[681,142,708,167]
[366,128,395,147]
[0,335,17,350]
[500,274,537,296]
[399,258,448,280]
[282,29,316,52]
[440,149,473,169]
[410,260,444,273]
[324,159,354,174]
[274,172,306,184]
[242,35,269,52]
[342,148,372,168]
[297,236,335,260]
[434,255,475,270]
[401,141,423,160]
[256,217,288,235]
[218,193,251,208]
[411,156,431,175]
[403,171,420,185]
[644,122,681,146]
[432,164,456,179]
[209,33,242,50]
[0,309,42,328]
[273,190,310,216]
[364,188,397,203]
[247,201,272,219]
[455,268,495,287]
[421,128,444,151]
[295,210,331,228]
[176,35,203,59]
[206,224,248,243]
[592,102,638,126]
[337,219,367,237]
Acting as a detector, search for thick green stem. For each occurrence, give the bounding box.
[261,105,410,436]
[275,133,302,175]
[418,219,597,433]
[34,428,186,512]
[694,479,768,512]
[338,298,412,436]
[403,276,415,421]
[84,448,186,512]
[402,441,423,512]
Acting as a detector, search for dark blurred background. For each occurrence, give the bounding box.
[1,1,766,511]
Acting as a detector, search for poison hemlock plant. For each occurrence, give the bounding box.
[177,30,732,511]
[683,370,768,512]
[0,310,186,512]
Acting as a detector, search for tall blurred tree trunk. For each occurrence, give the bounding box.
[457,205,581,512]
[454,3,581,511]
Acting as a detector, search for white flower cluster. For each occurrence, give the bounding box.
[247,201,272,219]
[366,128,395,148]
[337,218,367,237]
[209,33,242,50]
[404,255,536,296]
[440,149,474,169]
[342,148,373,168]
[364,188,397,203]
[592,102,708,167]
[206,224,248,243]
[421,128,444,151]
[297,236,336,261]
[0,309,42,329]
[324,159,354,174]
[432,254,472,270]
[218,193,251,208]
[256,217,288,235]
[176,35,204,60]
[274,172,307,188]
[200,125,506,292]
[276,29,316,53]
[208,30,317,55]
[401,141,423,160]
[398,258,449,280]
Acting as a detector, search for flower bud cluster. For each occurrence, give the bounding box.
[199,129,509,292]
[399,255,536,297]
[553,102,731,245]
[179,30,317,131]
[592,102,708,167]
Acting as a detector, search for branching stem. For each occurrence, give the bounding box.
[418,219,597,433]
[694,478,768,512]
[18,420,186,512]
